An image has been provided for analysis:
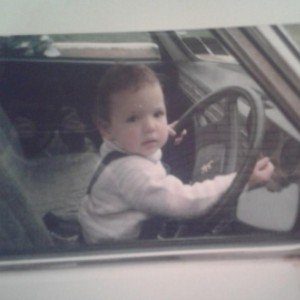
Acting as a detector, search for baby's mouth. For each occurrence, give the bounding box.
[142,139,157,146]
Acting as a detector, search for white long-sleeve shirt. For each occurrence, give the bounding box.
[79,141,235,243]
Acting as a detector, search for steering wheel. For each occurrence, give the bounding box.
[172,86,265,236]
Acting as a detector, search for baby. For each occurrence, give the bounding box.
[79,64,274,243]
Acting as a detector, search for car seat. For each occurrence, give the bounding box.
[0,106,54,254]
[0,104,99,250]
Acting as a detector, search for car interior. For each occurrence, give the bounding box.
[0,59,197,251]
[1,33,300,255]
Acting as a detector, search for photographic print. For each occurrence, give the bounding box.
[0,1,300,299]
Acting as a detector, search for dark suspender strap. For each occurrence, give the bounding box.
[86,151,127,195]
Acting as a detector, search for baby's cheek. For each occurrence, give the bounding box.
[121,129,140,150]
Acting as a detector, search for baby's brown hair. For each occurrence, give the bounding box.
[95,64,160,123]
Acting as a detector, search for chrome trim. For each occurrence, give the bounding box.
[248,26,300,94]
[1,242,300,271]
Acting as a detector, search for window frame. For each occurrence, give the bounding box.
[1,26,300,270]
[213,26,300,131]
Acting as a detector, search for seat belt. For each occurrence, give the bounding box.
[86,151,127,195]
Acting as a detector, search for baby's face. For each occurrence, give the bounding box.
[104,82,169,157]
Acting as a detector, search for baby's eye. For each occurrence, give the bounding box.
[154,110,165,118]
[126,115,138,123]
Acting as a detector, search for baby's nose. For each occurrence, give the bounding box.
[143,117,156,132]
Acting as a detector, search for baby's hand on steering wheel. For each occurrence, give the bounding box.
[248,157,275,189]
[168,121,187,145]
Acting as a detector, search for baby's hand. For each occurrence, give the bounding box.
[168,121,187,145]
[248,157,275,188]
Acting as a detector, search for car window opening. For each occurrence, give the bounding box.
[0,27,299,257]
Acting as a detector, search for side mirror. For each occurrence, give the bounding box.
[237,184,298,232]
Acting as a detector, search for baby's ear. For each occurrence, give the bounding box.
[96,119,112,140]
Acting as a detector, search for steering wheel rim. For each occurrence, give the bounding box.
[174,86,265,234]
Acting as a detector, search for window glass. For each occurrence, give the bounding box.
[0,32,161,60]
[0,27,299,258]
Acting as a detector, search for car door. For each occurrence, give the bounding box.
[0,24,300,300]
